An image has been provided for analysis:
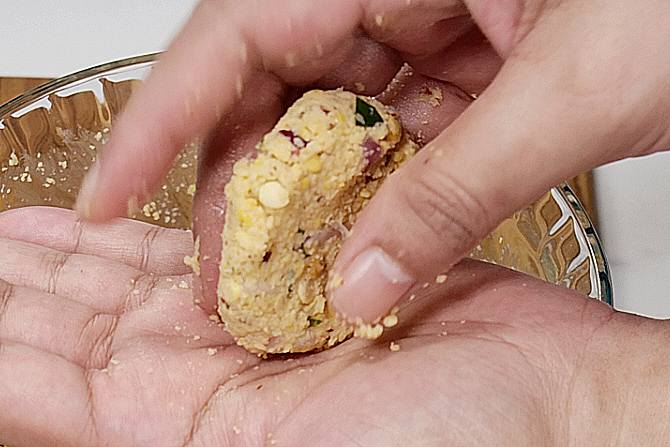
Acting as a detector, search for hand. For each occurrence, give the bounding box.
[73,0,670,323]
[74,0,499,312]
[1,206,669,447]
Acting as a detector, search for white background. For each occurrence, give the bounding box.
[2,0,669,317]
[1,0,197,77]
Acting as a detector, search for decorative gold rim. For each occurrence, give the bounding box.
[555,183,613,305]
[0,53,160,117]
[0,53,614,305]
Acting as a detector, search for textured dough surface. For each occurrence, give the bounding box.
[218,90,416,354]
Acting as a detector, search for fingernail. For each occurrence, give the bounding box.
[75,162,100,219]
[329,247,414,323]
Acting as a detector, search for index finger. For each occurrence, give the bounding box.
[75,0,362,221]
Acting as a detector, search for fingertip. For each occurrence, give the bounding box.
[73,161,99,220]
[74,140,151,223]
[329,246,414,323]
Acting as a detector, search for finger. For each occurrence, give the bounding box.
[0,341,97,447]
[316,35,402,95]
[0,235,162,314]
[0,234,220,343]
[407,27,502,94]
[0,280,118,369]
[0,207,192,275]
[0,268,228,368]
[75,0,363,222]
[361,0,470,57]
[329,3,650,322]
[74,0,251,221]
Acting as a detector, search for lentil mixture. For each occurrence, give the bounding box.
[217,90,417,354]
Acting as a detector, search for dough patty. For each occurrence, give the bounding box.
[218,89,416,354]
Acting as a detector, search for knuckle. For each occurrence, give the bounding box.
[397,155,491,255]
[39,251,70,294]
[71,219,85,253]
[78,312,119,370]
[0,279,14,327]
[137,226,168,272]
[123,273,159,312]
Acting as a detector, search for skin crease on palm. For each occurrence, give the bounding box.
[0,207,669,447]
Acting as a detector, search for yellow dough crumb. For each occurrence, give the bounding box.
[418,85,443,107]
[183,236,201,276]
[382,314,399,328]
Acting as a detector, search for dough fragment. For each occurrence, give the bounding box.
[218,89,416,354]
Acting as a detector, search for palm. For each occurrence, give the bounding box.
[0,207,613,447]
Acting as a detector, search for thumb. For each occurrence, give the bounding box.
[329,3,666,323]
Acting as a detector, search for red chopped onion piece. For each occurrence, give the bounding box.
[361,137,383,171]
[279,129,294,139]
[279,129,308,152]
